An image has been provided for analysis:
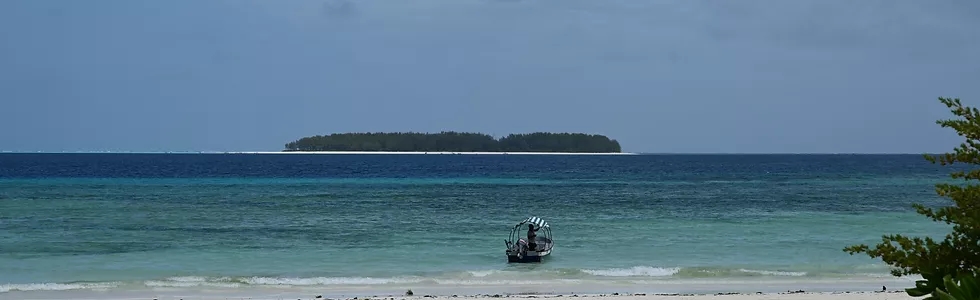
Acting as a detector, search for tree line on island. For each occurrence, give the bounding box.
[283,131,622,153]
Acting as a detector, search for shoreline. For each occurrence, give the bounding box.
[0,289,912,300]
[0,277,919,300]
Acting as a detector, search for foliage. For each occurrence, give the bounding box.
[843,97,980,298]
[907,268,980,300]
[934,271,980,300]
[283,131,622,153]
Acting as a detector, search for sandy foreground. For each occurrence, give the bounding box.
[0,278,922,300]
[0,291,913,300]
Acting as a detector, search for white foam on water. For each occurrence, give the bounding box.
[433,279,583,285]
[166,276,217,282]
[465,270,501,277]
[581,266,681,277]
[238,276,424,286]
[0,282,120,293]
[737,269,808,276]
[144,276,242,288]
[137,276,427,288]
[0,270,915,295]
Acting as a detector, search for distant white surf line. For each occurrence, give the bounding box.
[225,151,638,155]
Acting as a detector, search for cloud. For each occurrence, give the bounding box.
[320,0,357,18]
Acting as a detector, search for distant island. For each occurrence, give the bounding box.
[283,131,623,153]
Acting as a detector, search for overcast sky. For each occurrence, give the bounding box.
[1,0,978,153]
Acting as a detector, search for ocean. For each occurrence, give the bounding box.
[0,153,958,298]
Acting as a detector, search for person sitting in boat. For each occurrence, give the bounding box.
[526,224,539,251]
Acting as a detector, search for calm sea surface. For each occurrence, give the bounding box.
[0,153,958,296]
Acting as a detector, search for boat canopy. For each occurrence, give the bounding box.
[519,216,549,228]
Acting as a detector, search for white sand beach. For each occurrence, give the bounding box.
[0,278,921,300]
[0,290,912,300]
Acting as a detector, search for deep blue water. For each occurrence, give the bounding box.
[0,153,948,179]
[0,153,958,295]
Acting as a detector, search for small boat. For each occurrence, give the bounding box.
[504,216,553,263]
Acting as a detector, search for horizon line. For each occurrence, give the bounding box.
[0,150,947,155]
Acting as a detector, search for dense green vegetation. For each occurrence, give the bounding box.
[283,131,622,153]
[843,97,980,299]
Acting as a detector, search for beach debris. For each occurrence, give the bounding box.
[317,296,324,299]
[406,290,414,296]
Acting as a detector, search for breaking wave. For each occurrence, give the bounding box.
[1,266,897,294]
[0,282,120,293]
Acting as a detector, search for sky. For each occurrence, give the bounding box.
[1,0,978,153]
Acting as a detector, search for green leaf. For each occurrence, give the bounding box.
[957,273,980,300]
[842,97,980,299]
[943,275,966,300]
[935,289,954,300]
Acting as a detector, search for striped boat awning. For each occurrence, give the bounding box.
[522,216,550,228]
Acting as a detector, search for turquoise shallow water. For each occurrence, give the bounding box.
[0,153,958,295]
